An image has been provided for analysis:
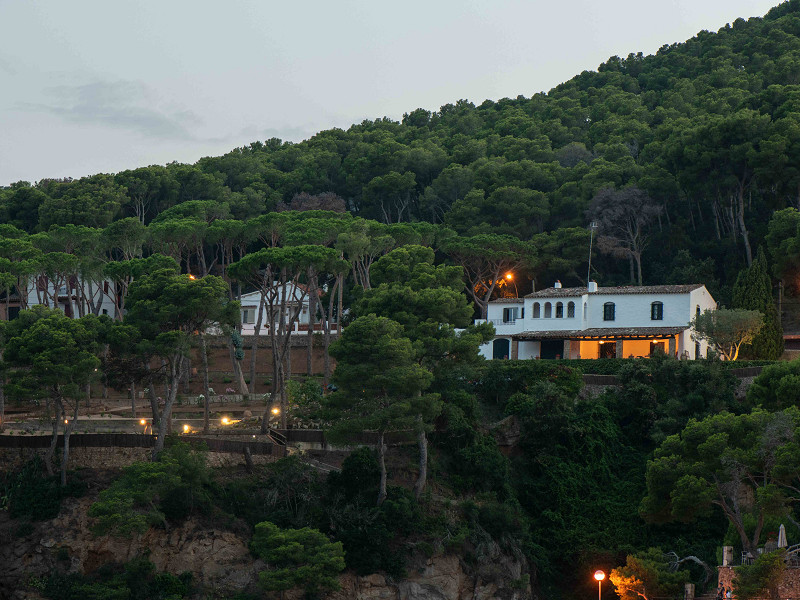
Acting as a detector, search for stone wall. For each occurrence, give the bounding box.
[0,444,279,471]
[718,565,800,599]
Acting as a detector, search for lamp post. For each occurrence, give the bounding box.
[594,570,605,600]
[587,221,598,287]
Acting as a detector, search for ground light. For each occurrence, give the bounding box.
[594,570,605,600]
[221,417,230,425]
[271,407,280,415]
[183,424,190,433]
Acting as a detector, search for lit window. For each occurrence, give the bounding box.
[603,302,615,321]
[651,301,663,321]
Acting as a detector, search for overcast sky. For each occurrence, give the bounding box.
[0,0,783,185]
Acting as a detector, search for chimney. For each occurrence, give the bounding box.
[588,281,598,293]
[554,280,562,289]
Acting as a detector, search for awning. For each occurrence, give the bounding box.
[513,326,685,341]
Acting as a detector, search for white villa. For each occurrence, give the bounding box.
[478,281,717,360]
[1,276,117,320]
[239,283,323,334]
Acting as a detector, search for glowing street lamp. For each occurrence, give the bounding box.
[271,407,280,415]
[594,570,605,600]
[505,272,513,280]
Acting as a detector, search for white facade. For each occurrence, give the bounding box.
[478,282,717,361]
[22,276,117,319]
[239,283,318,335]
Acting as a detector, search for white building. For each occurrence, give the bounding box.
[13,275,117,319]
[239,282,321,334]
[478,281,717,360]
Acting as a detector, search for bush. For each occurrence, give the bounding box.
[88,442,212,536]
[0,456,85,521]
[327,447,380,502]
[747,359,800,410]
[39,557,193,600]
[250,521,345,598]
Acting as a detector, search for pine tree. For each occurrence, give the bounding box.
[732,247,784,359]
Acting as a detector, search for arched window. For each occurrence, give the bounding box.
[583,302,587,320]
[567,301,575,318]
[603,302,615,321]
[555,302,564,318]
[544,302,552,318]
[533,302,540,318]
[651,301,663,321]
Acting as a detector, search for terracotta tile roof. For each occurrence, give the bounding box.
[512,326,686,340]
[523,284,704,299]
[488,297,524,304]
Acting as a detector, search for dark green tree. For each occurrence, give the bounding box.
[327,314,434,505]
[250,521,345,599]
[732,247,784,359]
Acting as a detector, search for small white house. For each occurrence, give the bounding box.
[14,275,117,319]
[239,282,322,334]
[478,281,717,360]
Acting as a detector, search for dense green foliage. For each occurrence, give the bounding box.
[250,521,346,598]
[732,248,784,358]
[733,549,787,600]
[0,456,85,521]
[37,557,193,600]
[88,442,213,536]
[5,3,800,299]
[747,357,800,408]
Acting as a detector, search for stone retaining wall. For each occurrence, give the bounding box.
[718,565,800,599]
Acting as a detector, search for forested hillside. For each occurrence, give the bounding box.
[6,2,800,306]
[6,4,800,600]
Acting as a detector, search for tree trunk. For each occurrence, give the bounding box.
[635,252,643,286]
[307,274,316,376]
[45,401,60,477]
[130,380,137,419]
[377,431,387,506]
[628,253,635,285]
[146,367,161,431]
[249,292,266,394]
[200,333,210,434]
[737,185,753,267]
[61,401,79,487]
[152,356,183,459]
[413,417,428,500]
[0,355,4,433]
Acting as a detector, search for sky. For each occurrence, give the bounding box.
[0,0,784,186]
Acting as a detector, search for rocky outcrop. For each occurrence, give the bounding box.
[329,551,531,600]
[0,496,261,599]
[1,496,533,600]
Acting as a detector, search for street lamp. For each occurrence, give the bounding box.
[594,570,605,600]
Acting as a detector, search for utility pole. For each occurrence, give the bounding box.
[587,221,598,287]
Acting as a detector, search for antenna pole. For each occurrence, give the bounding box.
[587,221,598,287]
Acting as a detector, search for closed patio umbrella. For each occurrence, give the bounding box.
[779,524,788,548]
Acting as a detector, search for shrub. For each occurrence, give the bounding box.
[0,456,85,521]
[88,442,212,536]
[250,521,345,598]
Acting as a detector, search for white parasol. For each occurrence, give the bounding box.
[778,523,788,548]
